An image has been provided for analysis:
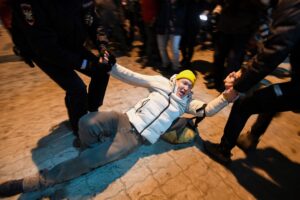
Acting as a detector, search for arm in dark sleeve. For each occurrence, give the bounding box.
[234,4,300,92]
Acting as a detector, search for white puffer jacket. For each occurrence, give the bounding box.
[110,64,229,144]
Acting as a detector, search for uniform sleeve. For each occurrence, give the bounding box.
[187,94,228,117]
[234,4,300,92]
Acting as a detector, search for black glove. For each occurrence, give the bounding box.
[81,48,115,73]
[86,59,113,74]
[108,53,116,68]
[90,54,116,73]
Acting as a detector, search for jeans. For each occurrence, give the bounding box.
[23,112,144,191]
[157,34,181,68]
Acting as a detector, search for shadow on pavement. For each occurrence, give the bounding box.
[202,145,300,200]
[0,55,22,63]
[20,121,195,199]
[227,147,300,200]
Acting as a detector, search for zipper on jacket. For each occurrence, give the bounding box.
[135,99,150,113]
[139,92,172,134]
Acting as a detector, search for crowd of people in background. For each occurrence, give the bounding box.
[93,0,277,89]
[1,0,276,89]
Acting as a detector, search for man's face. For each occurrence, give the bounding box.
[175,79,193,98]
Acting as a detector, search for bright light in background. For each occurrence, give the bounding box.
[199,14,208,21]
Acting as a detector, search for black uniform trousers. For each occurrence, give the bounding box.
[222,74,300,151]
[211,31,252,85]
[34,59,110,135]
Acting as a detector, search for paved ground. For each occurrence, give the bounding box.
[0,26,300,200]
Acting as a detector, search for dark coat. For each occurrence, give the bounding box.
[10,0,107,69]
[217,0,264,34]
[234,0,300,92]
[155,0,187,35]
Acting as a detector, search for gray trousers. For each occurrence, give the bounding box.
[23,111,143,191]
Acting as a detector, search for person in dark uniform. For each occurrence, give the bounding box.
[205,0,265,90]
[204,0,300,163]
[10,0,113,143]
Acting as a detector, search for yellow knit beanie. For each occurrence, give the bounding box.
[176,70,196,86]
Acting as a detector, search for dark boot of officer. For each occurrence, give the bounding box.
[237,112,277,152]
[236,131,260,152]
[204,140,232,163]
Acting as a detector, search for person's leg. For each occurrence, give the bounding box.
[34,60,88,135]
[225,33,250,76]
[206,32,231,89]
[170,34,181,71]
[205,82,300,162]
[250,112,277,138]
[185,29,198,67]
[223,82,300,149]
[22,112,143,192]
[87,71,110,112]
[157,34,170,68]
[237,112,277,151]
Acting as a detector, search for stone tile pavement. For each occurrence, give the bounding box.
[0,26,300,200]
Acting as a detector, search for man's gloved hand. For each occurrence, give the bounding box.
[81,52,116,74]
[108,53,116,67]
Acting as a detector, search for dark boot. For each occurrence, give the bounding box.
[237,131,259,152]
[0,179,24,197]
[204,141,232,163]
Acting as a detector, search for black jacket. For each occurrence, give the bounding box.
[234,0,300,92]
[10,0,108,69]
[155,0,187,35]
[217,0,264,34]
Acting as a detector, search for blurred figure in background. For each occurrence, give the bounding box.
[95,0,130,54]
[0,0,12,34]
[180,0,213,69]
[139,0,160,66]
[205,0,265,90]
[155,0,187,71]
[122,0,146,50]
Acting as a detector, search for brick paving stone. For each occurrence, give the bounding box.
[160,172,192,197]
[152,161,182,185]
[137,187,168,200]
[172,184,204,200]
[172,148,201,170]
[120,165,151,189]
[102,190,131,200]
[144,153,174,174]
[126,175,159,199]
